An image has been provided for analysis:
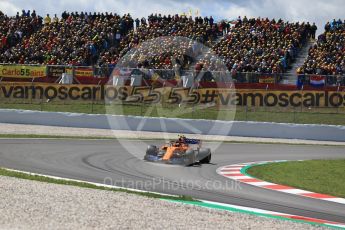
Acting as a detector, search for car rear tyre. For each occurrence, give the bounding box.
[200,153,211,164]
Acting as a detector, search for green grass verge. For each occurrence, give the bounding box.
[247,160,345,198]
[0,167,195,201]
[1,101,345,125]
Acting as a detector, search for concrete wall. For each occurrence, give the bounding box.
[0,109,344,142]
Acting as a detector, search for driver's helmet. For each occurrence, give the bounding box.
[178,135,182,141]
[178,135,185,142]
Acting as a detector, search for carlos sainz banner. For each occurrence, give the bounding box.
[1,83,345,108]
[0,65,46,78]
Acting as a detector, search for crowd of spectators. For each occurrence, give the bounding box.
[298,19,345,75]
[4,10,339,78]
[0,11,134,66]
[0,10,42,54]
[1,11,221,71]
[206,17,310,74]
[98,13,221,70]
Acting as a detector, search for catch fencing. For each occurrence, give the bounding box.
[0,82,344,126]
[1,63,345,87]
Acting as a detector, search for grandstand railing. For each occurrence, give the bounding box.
[0,63,344,87]
[1,64,345,125]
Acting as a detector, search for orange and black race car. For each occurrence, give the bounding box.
[144,135,211,166]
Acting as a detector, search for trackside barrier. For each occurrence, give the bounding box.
[0,109,344,142]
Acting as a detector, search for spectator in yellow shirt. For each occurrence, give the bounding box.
[44,14,51,25]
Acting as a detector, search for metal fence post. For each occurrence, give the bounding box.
[91,96,94,113]
[192,104,195,119]
[337,84,340,114]
[30,77,35,105]
[293,107,296,123]
[40,91,43,111]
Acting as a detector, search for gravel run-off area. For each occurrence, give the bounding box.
[0,176,327,230]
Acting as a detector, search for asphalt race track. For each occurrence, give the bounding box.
[0,139,344,223]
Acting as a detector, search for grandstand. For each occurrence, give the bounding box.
[1,11,133,66]
[0,10,309,70]
[0,10,42,56]
[0,10,344,87]
[211,17,309,74]
[298,19,345,76]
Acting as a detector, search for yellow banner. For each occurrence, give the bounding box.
[1,83,345,108]
[74,67,94,78]
[0,65,46,78]
[64,67,94,77]
[259,76,275,84]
